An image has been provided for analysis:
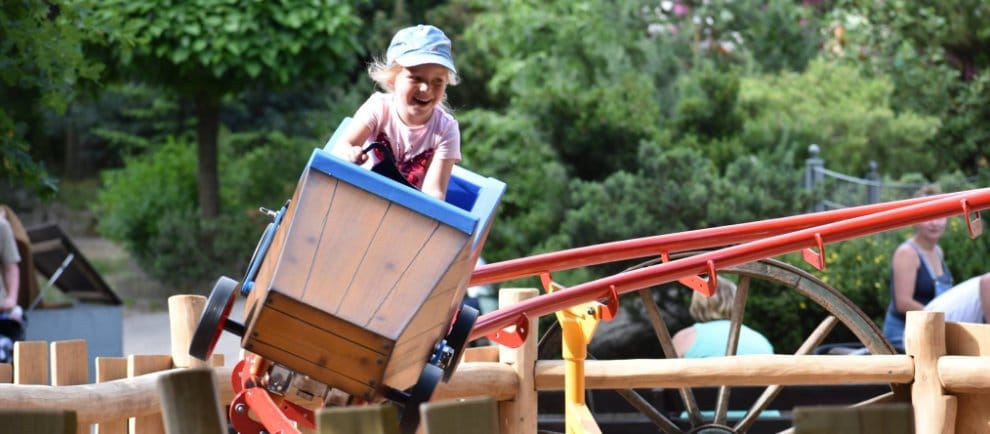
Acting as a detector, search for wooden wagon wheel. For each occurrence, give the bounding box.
[537,255,908,434]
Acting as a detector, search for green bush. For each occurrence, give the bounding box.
[96,132,316,292]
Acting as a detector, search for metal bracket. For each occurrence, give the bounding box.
[961,199,984,239]
[662,252,718,296]
[802,232,827,271]
[486,313,530,348]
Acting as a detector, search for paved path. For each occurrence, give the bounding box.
[123,298,246,367]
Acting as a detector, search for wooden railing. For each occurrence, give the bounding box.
[1,291,988,434]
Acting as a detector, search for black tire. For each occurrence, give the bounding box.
[189,276,239,361]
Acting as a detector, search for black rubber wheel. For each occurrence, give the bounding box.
[398,363,443,434]
[441,304,479,382]
[189,276,240,361]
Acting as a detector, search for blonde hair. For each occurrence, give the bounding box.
[367,56,460,113]
[689,277,736,322]
[913,184,941,198]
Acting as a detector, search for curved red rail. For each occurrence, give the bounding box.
[469,188,990,342]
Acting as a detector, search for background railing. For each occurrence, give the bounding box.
[804,144,926,212]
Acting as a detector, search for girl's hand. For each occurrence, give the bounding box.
[342,145,368,165]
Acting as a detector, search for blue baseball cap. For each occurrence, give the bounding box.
[386,25,457,74]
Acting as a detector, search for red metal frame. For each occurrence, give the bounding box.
[229,355,315,434]
[471,188,990,343]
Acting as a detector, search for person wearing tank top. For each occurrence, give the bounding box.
[883,214,953,352]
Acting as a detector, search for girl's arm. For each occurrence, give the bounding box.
[331,120,373,164]
[421,157,456,201]
[891,243,925,313]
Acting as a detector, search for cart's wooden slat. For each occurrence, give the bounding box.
[250,305,388,383]
[246,339,379,401]
[305,181,389,314]
[364,224,467,338]
[334,204,439,324]
[271,169,337,300]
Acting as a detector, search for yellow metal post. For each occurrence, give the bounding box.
[551,284,611,434]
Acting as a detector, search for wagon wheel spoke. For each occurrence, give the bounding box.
[734,315,838,432]
[637,288,703,427]
[537,253,905,434]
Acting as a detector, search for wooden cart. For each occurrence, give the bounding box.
[190,119,505,434]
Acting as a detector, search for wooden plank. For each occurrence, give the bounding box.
[128,354,173,434]
[382,285,459,388]
[0,363,10,383]
[262,292,392,356]
[360,224,467,337]
[333,204,439,322]
[944,321,990,434]
[270,169,337,301]
[168,295,211,368]
[245,340,378,401]
[250,306,388,383]
[95,357,129,434]
[462,346,499,363]
[376,244,468,340]
[905,311,953,434]
[304,180,389,315]
[317,405,399,434]
[794,403,913,434]
[51,340,88,386]
[857,403,913,434]
[945,321,990,356]
[50,340,90,434]
[13,341,49,385]
[497,288,539,434]
[157,368,226,434]
[794,406,861,434]
[0,408,77,434]
[421,396,498,434]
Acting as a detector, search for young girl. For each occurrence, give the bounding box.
[333,25,461,201]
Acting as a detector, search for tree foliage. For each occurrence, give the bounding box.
[1,0,103,196]
[81,0,364,217]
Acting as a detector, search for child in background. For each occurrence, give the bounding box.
[332,24,461,201]
[672,277,774,358]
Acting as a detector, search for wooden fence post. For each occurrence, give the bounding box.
[157,368,226,434]
[0,363,10,383]
[13,341,48,385]
[0,408,77,434]
[51,340,90,434]
[421,396,498,434]
[906,311,955,434]
[497,288,538,434]
[317,405,399,434]
[169,295,211,369]
[95,357,129,434]
[128,354,173,434]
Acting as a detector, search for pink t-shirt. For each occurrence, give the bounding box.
[353,92,461,189]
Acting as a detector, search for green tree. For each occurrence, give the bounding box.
[84,0,364,218]
[824,1,990,173]
[1,0,103,196]
[463,0,665,181]
[739,59,941,176]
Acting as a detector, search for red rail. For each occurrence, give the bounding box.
[469,188,989,342]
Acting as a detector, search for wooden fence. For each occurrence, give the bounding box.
[1,290,989,434]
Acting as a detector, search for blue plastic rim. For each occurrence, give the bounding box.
[241,203,288,295]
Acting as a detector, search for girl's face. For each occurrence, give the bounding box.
[915,217,947,241]
[391,63,449,126]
